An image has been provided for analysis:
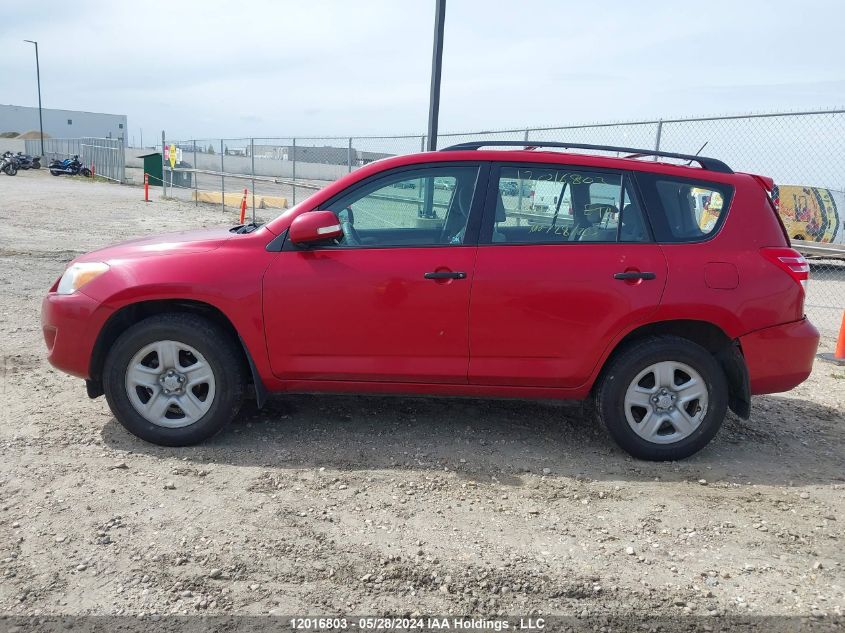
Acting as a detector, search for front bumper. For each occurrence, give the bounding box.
[740,318,820,395]
[41,291,111,379]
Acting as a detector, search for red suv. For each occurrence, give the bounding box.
[41,142,820,460]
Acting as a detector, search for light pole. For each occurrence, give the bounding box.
[426,0,446,152]
[23,40,44,157]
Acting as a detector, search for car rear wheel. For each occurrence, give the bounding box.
[596,336,728,461]
[103,313,245,446]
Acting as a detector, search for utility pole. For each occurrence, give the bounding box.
[426,0,446,152]
[23,40,44,157]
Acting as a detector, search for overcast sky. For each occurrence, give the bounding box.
[2,0,844,142]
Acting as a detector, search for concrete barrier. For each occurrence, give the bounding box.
[261,195,288,209]
[191,191,287,209]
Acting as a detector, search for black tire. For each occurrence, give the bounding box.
[32,160,41,169]
[4,164,17,176]
[50,169,61,176]
[81,167,92,177]
[595,335,728,461]
[103,313,246,446]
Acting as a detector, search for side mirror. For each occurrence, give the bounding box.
[289,210,342,245]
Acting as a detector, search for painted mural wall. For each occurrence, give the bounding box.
[773,185,844,245]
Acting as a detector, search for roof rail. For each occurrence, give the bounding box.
[439,140,733,174]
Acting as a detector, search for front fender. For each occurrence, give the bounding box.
[81,244,277,389]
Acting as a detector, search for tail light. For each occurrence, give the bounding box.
[761,247,809,289]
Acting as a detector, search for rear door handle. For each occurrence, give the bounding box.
[424,271,467,280]
[614,271,656,281]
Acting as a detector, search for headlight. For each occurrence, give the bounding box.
[57,262,110,295]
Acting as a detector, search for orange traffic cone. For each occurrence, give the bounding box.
[818,311,845,365]
[239,188,248,224]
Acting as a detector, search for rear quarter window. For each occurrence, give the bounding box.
[636,173,734,243]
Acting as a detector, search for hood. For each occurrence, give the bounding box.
[74,227,235,264]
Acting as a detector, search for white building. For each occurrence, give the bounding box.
[0,104,127,142]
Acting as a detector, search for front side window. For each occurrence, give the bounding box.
[321,165,480,248]
[489,166,649,243]
[636,174,733,243]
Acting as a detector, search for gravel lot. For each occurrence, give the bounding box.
[0,171,843,626]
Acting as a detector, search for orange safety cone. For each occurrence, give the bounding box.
[239,188,248,224]
[144,173,150,202]
[818,310,845,365]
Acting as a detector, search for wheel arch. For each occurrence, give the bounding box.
[596,319,750,419]
[87,299,267,408]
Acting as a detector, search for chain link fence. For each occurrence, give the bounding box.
[25,137,125,183]
[140,109,844,337]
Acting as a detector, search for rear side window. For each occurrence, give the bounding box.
[488,166,650,243]
[637,174,734,243]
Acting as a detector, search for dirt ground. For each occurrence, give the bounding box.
[0,171,843,625]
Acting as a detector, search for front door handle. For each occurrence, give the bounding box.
[614,271,656,281]
[424,271,467,280]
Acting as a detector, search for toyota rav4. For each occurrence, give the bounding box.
[41,141,820,460]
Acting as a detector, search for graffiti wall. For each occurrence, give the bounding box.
[773,185,845,245]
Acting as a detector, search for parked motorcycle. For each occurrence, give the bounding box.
[49,155,91,177]
[1,151,19,176]
[14,152,41,170]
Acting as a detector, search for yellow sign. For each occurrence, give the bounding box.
[169,144,177,169]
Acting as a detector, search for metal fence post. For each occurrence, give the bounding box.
[420,135,426,152]
[193,141,198,206]
[653,119,663,160]
[348,137,353,173]
[161,131,166,198]
[292,138,297,206]
[220,139,225,209]
[251,138,256,223]
[517,129,530,217]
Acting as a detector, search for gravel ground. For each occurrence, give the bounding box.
[0,171,843,625]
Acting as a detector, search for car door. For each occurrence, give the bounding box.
[468,163,668,388]
[263,163,487,384]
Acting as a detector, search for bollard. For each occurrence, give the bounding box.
[144,173,150,202]
[817,311,845,365]
[91,162,95,180]
[239,188,248,224]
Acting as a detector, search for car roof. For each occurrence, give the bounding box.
[364,148,741,183]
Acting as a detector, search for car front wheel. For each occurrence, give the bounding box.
[596,336,728,461]
[103,313,245,446]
